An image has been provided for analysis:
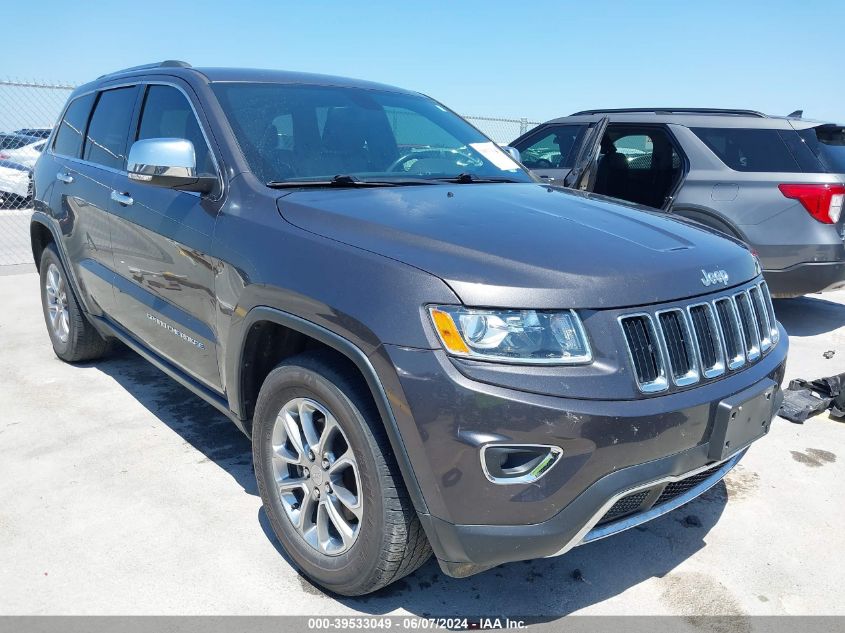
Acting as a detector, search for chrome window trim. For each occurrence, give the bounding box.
[734,291,761,362]
[686,301,726,379]
[548,449,745,558]
[618,313,669,393]
[713,296,746,370]
[48,78,223,197]
[654,308,700,386]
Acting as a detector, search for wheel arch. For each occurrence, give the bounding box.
[30,215,56,273]
[230,306,429,514]
[671,203,747,242]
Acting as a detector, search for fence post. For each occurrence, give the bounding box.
[519,118,529,136]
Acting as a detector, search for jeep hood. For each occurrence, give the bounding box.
[277,183,758,309]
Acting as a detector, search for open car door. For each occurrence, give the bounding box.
[563,116,608,191]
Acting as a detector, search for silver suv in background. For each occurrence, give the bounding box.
[510,108,845,297]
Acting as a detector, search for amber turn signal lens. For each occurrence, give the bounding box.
[430,308,470,354]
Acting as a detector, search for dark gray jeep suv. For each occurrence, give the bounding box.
[31,63,787,595]
[511,108,845,298]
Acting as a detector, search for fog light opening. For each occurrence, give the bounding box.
[481,444,563,484]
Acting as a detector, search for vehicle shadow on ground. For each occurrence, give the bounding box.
[297,484,730,619]
[774,295,845,336]
[89,345,257,495]
[91,344,730,619]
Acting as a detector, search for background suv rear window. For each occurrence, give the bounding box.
[798,126,845,174]
[691,127,821,173]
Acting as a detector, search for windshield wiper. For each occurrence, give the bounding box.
[433,173,521,184]
[266,174,437,188]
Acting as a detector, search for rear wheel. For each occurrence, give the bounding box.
[252,352,431,595]
[39,244,110,362]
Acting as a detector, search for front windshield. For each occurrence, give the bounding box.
[211,82,532,184]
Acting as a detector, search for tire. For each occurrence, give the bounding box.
[253,351,431,595]
[39,243,111,362]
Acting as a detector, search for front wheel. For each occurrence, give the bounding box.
[252,352,431,595]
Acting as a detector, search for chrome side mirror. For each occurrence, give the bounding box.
[127,138,215,193]
[499,145,521,163]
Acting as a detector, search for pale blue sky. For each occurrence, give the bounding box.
[3,0,843,122]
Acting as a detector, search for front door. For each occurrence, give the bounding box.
[108,82,223,391]
[511,123,588,184]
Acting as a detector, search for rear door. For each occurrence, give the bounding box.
[108,80,223,390]
[510,123,587,183]
[50,86,139,316]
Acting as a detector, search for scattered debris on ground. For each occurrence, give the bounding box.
[779,373,845,423]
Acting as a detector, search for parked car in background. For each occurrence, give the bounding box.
[511,108,845,297]
[32,65,786,595]
[1,135,46,167]
[14,127,53,139]
[0,133,44,207]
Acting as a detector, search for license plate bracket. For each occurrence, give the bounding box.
[709,378,778,461]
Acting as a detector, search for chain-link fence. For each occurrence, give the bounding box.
[0,78,541,266]
[0,81,74,265]
[463,116,540,144]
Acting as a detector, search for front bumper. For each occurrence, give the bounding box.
[372,327,787,576]
[423,446,747,578]
[765,261,845,297]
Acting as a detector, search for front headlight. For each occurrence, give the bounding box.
[428,306,592,364]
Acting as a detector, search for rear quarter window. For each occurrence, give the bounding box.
[691,127,820,173]
[52,93,96,158]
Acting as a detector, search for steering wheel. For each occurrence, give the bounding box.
[385,148,469,173]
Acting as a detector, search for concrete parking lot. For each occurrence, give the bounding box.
[0,268,843,618]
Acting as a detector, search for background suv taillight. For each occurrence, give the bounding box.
[778,183,845,224]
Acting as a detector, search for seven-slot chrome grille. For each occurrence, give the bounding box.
[619,281,779,393]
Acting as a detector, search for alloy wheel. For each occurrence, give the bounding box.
[271,397,363,555]
[45,263,70,344]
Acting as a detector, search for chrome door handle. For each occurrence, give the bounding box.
[110,190,134,206]
[56,172,73,184]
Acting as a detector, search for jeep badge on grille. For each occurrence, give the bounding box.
[701,269,730,287]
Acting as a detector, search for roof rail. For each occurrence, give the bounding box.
[569,108,768,118]
[98,60,192,79]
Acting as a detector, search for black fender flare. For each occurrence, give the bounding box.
[228,305,429,514]
[30,211,97,316]
[670,204,747,243]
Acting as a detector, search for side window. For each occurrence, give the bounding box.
[611,134,653,169]
[83,87,138,169]
[691,128,805,173]
[136,85,216,176]
[53,93,96,158]
[514,125,585,169]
